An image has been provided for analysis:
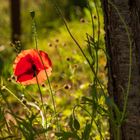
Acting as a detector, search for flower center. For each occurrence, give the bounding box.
[32,64,37,77]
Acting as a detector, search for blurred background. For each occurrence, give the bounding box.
[0,0,108,139]
[0,0,88,44]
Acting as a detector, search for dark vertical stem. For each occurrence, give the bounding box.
[10,0,21,43]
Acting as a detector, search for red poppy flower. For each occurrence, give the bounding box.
[13,49,52,85]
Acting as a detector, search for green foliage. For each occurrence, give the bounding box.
[0,0,111,139]
[82,122,91,140]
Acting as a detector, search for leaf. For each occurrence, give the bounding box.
[81,96,92,103]
[82,122,91,140]
[105,97,122,124]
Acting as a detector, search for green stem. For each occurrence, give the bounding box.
[31,15,59,130]
[93,0,100,77]
[87,0,95,40]
[35,71,44,107]
[2,86,30,112]
[27,101,45,128]
[52,0,106,98]
[116,126,120,140]
[34,71,47,130]
[73,104,92,117]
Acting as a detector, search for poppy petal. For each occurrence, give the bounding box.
[39,50,52,68]
[17,72,34,82]
[14,54,33,76]
[19,68,52,85]
[32,50,52,71]
[13,49,52,85]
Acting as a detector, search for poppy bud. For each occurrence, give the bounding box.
[30,11,35,19]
